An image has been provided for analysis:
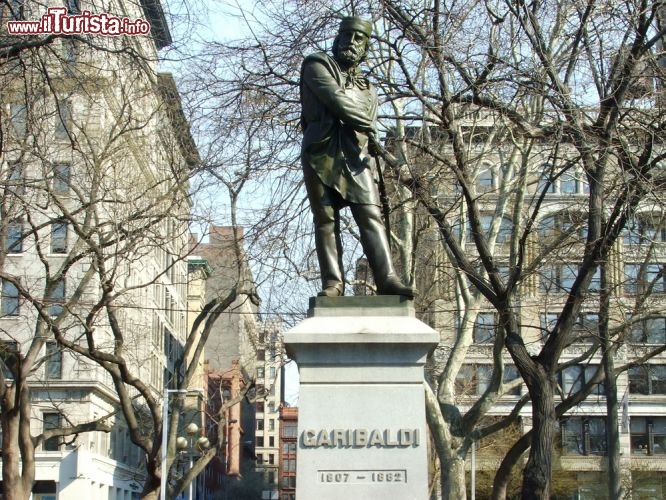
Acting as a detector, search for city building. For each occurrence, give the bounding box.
[396,113,666,497]
[191,225,260,496]
[0,0,198,497]
[192,226,258,375]
[278,405,298,500]
[254,321,285,500]
[203,360,244,498]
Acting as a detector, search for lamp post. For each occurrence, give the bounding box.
[176,422,210,500]
[160,388,205,500]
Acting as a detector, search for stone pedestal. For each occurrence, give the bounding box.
[284,296,438,500]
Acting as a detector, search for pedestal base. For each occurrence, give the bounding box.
[284,296,438,500]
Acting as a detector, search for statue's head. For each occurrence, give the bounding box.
[332,16,372,69]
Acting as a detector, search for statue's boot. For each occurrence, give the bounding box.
[351,204,415,298]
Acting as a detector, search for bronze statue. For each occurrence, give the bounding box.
[300,16,414,298]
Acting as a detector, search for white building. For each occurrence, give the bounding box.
[408,113,666,498]
[254,321,285,500]
[0,0,197,498]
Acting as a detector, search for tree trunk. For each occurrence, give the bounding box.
[140,489,159,500]
[491,432,531,500]
[2,385,34,500]
[140,473,161,499]
[2,423,31,500]
[441,452,467,500]
[604,353,623,499]
[521,374,555,500]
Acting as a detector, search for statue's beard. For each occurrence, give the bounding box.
[335,46,365,67]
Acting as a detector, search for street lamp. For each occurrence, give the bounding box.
[160,388,205,500]
[176,422,211,500]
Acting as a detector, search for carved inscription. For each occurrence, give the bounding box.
[318,469,407,484]
[301,428,419,448]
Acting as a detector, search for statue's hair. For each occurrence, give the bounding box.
[332,34,369,65]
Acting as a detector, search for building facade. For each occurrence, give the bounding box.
[254,321,285,500]
[278,405,297,500]
[399,113,666,498]
[192,225,260,496]
[0,0,197,497]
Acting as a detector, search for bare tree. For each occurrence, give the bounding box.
[0,2,262,498]
[374,1,666,498]
[170,0,666,498]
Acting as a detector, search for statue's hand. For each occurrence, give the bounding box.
[368,132,384,157]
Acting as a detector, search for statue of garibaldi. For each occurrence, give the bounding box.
[299,16,414,298]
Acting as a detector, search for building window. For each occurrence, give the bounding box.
[572,312,599,343]
[630,317,666,344]
[477,166,494,191]
[8,0,27,20]
[5,219,24,253]
[475,364,492,394]
[43,413,61,451]
[471,215,512,244]
[45,342,62,379]
[256,436,264,447]
[624,215,666,245]
[455,364,518,396]
[628,365,666,395]
[9,103,27,137]
[51,221,68,253]
[538,166,588,195]
[1,280,20,316]
[48,279,65,316]
[268,453,275,465]
[473,312,496,344]
[540,313,558,340]
[55,100,72,140]
[7,160,25,194]
[455,365,474,394]
[624,263,666,295]
[66,0,80,15]
[559,172,578,194]
[541,265,602,295]
[631,417,666,455]
[269,436,274,447]
[63,39,77,75]
[537,212,587,240]
[257,366,265,379]
[257,419,264,431]
[256,401,265,413]
[282,422,297,438]
[561,416,606,455]
[560,365,604,397]
[540,264,600,294]
[269,419,275,431]
[53,163,71,194]
[257,349,265,362]
[282,476,296,488]
[538,165,558,194]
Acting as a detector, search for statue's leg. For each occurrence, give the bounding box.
[350,203,414,298]
[303,167,344,295]
[312,204,344,295]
